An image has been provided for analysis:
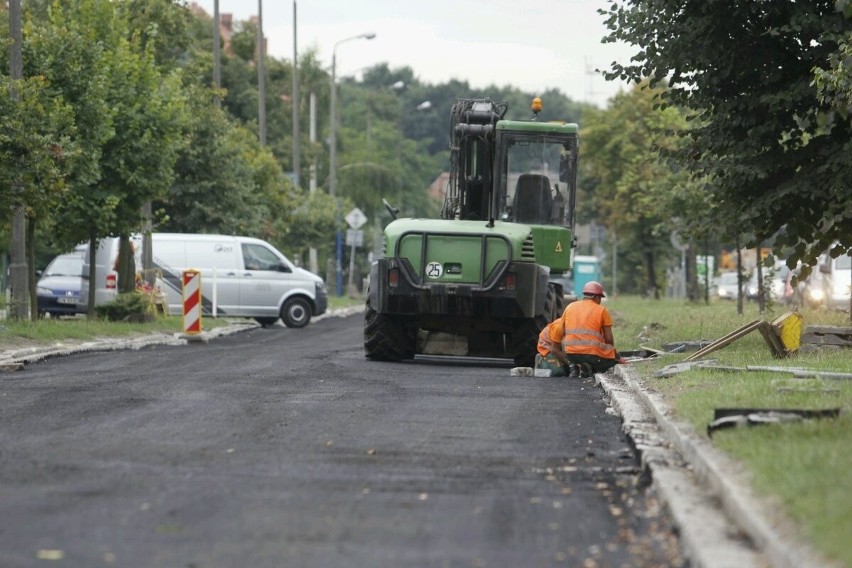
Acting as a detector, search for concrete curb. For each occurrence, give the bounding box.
[0,305,365,369]
[0,321,258,368]
[600,364,835,568]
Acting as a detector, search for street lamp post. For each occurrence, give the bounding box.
[329,32,375,296]
[329,32,375,197]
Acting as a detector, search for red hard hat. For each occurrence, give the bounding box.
[582,280,606,297]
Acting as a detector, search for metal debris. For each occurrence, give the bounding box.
[654,360,852,380]
[653,359,719,378]
[707,407,841,436]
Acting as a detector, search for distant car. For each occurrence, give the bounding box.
[716,271,741,300]
[814,250,851,311]
[37,252,86,317]
[745,264,791,304]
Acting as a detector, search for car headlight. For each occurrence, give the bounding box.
[37,286,53,296]
[718,288,729,297]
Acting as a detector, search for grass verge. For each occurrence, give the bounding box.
[328,294,365,310]
[606,295,851,566]
[0,313,232,350]
[0,294,362,349]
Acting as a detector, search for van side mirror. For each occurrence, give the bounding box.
[819,263,831,274]
[278,262,292,273]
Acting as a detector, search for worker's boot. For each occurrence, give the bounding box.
[567,364,581,379]
[580,363,594,378]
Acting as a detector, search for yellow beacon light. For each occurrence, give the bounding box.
[531,97,543,115]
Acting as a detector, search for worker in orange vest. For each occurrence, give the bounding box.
[548,281,619,379]
[534,318,568,376]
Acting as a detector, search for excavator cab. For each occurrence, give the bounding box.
[495,128,578,230]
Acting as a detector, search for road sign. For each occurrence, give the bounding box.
[345,207,367,230]
[346,229,364,247]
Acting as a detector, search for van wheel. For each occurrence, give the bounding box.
[280,297,311,328]
[254,317,279,327]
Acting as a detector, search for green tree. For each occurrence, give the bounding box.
[581,83,690,297]
[0,75,76,227]
[0,72,78,317]
[23,0,189,306]
[118,0,193,70]
[601,0,852,272]
[18,0,120,315]
[99,33,188,292]
[157,96,266,235]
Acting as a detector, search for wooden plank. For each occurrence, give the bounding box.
[757,321,788,358]
[685,320,764,361]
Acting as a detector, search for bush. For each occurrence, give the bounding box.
[95,292,154,322]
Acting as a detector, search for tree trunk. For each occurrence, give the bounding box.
[703,239,710,305]
[117,235,137,294]
[644,248,660,299]
[27,216,37,320]
[735,234,743,316]
[87,227,97,320]
[686,243,699,301]
[756,245,765,315]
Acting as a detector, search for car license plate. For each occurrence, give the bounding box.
[58,297,79,305]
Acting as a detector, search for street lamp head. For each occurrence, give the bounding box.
[334,32,377,55]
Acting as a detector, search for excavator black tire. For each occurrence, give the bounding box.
[364,295,417,361]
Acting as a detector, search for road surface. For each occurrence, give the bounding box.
[0,314,683,567]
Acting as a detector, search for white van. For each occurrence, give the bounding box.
[81,233,328,327]
[818,249,851,312]
[80,235,143,308]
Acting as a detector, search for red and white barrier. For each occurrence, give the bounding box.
[182,269,202,334]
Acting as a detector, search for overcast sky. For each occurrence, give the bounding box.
[191,0,638,107]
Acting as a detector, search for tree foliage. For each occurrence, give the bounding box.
[581,83,692,296]
[2,1,628,297]
[22,0,120,252]
[0,74,76,213]
[601,0,852,272]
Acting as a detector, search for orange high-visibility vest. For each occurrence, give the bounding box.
[537,319,563,357]
[554,299,615,359]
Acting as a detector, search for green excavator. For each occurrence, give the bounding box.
[365,97,579,365]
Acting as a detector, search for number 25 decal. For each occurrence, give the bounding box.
[426,262,443,278]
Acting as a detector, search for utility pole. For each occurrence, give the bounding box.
[256,0,266,145]
[213,0,221,107]
[291,1,300,186]
[611,231,618,298]
[308,91,318,274]
[8,0,28,320]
